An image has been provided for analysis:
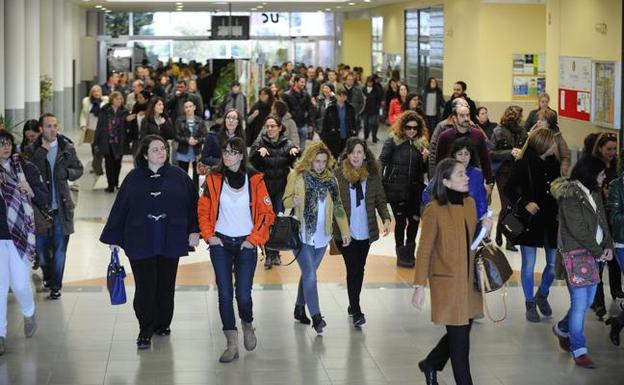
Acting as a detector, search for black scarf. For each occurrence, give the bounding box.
[90,97,102,116]
[447,188,465,205]
[350,181,364,207]
[225,169,245,189]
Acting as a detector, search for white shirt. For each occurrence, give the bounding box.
[575,181,604,245]
[301,198,332,248]
[349,179,369,240]
[215,176,254,237]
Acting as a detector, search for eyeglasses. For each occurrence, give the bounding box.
[223,149,241,157]
[0,140,12,148]
[405,124,419,131]
[225,116,239,122]
[265,124,280,129]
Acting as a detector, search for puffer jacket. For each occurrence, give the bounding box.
[379,135,427,204]
[249,133,298,197]
[490,123,527,175]
[607,176,624,243]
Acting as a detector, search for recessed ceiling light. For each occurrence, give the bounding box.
[95,5,102,8]
[325,8,331,11]
[349,2,356,5]
[257,5,264,9]
[364,0,371,2]
[105,9,111,13]
[336,6,342,9]
[176,2,183,4]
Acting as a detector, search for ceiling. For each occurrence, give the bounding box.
[75,0,409,13]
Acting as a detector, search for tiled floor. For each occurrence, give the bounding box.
[2,128,624,384]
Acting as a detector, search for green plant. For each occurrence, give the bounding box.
[211,62,236,115]
[40,75,53,102]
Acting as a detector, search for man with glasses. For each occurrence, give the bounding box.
[24,113,84,299]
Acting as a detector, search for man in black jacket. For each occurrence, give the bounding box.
[305,66,321,99]
[281,75,314,150]
[441,81,478,123]
[166,80,203,122]
[321,87,356,159]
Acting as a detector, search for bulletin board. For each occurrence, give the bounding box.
[591,61,621,129]
[558,56,592,121]
[512,54,546,100]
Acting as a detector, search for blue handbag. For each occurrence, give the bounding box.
[107,248,127,305]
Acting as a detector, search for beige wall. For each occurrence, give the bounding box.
[342,18,373,77]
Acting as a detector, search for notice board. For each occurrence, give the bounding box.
[512,53,546,100]
[558,56,592,121]
[591,61,621,129]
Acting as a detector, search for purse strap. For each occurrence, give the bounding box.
[476,257,508,323]
[259,245,301,266]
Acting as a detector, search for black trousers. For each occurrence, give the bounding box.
[177,160,199,187]
[91,143,103,175]
[129,256,180,338]
[593,259,623,308]
[390,201,419,246]
[104,150,123,190]
[424,320,474,385]
[337,238,370,315]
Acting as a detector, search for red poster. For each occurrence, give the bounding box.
[558,88,591,121]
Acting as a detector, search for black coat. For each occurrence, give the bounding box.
[442,95,478,123]
[200,131,221,166]
[140,117,175,140]
[282,89,314,128]
[249,133,298,198]
[99,164,199,260]
[246,101,272,146]
[321,102,357,159]
[363,84,384,115]
[174,116,207,156]
[379,136,427,204]
[504,147,560,248]
[421,88,445,118]
[94,105,129,159]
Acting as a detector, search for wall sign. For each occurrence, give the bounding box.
[211,16,250,40]
[512,54,546,99]
[558,56,592,121]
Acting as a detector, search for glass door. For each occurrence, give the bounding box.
[405,5,444,92]
[292,39,318,67]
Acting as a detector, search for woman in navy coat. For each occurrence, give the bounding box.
[100,134,200,350]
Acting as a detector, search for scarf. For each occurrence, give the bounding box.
[341,159,369,207]
[302,170,340,240]
[0,155,36,262]
[225,168,245,189]
[90,97,102,116]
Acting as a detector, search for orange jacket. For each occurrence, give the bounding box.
[388,98,402,125]
[198,171,275,246]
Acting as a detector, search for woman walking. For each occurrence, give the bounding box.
[422,77,445,132]
[140,97,174,140]
[174,100,207,186]
[284,142,351,333]
[94,91,129,193]
[379,111,429,267]
[504,128,560,322]
[198,137,275,363]
[413,158,492,385]
[0,130,48,355]
[246,87,274,146]
[335,138,391,327]
[80,85,108,176]
[550,156,613,368]
[100,135,200,349]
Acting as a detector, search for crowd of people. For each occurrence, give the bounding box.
[1,59,623,384]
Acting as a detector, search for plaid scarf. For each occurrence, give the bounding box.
[0,155,36,262]
[302,170,340,240]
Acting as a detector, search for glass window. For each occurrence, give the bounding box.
[252,40,290,65]
[371,16,384,75]
[318,40,336,69]
[250,12,290,36]
[290,13,334,36]
[105,12,130,37]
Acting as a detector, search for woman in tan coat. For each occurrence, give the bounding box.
[412,158,492,385]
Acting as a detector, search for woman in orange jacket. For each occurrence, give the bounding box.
[198,137,275,363]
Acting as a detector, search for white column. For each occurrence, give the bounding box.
[52,0,65,126]
[25,0,40,118]
[4,0,26,126]
[63,0,74,130]
[40,0,53,113]
[0,0,5,116]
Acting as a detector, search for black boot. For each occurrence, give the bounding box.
[418,360,439,385]
[606,317,624,346]
[294,305,311,325]
[505,241,518,252]
[311,314,326,334]
[535,289,552,317]
[264,252,272,270]
[405,243,416,265]
[396,246,415,268]
[525,301,540,323]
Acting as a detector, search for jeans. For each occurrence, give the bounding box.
[337,239,370,315]
[363,113,379,140]
[424,320,474,385]
[520,246,556,301]
[35,214,69,291]
[295,244,328,316]
[128,256,179,338]
[210,233,258,330]
[425,115,439,132]
[557,283,598,357]
[298,125,307,150]
[615,248,624,323]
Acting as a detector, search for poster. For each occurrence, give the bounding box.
[512,54,545,99]
[591,61,621,129]
[512,54,545,75]
[559,56,592,91]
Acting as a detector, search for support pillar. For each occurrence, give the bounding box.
[25,0,40,119]
[53,0,65,128]
[4,0,26,129]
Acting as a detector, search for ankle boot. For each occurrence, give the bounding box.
[311,314,327,334]
[219,330,239,363]
[396,246,415,268]
[418,360,439,385]
[405,243,416,265]
[294,305,311,325]
[241,321,257,351]
[606,317,624,346]
[525,301,540,323]
[535,289,552,317]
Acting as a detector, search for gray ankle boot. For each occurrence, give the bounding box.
[24,312,37,338]
[219,330,239,363]
[241,321,257,351]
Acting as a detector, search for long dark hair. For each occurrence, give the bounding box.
[258,87,275,107]
[134,134,170,168]
[449,137,479,168]
[424,77,440,93]
[213,137,250,174]
[430,158,467,205]
[219,108,245,145]
[144,96,168,123]
[570,155,606,192]
[21,119,40,152]
[338,137,379,174]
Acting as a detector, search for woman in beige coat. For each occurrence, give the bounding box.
[80,85,108,175]
[412,158,492,385]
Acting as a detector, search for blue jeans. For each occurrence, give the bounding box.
[364,113,379,140]
[295,244,328,316]
[35,214,69,291]
[520,246,556,301]
[615,248,624,271]
[557,283,598,357]
[210,233,258,330]
[298,125,307,150]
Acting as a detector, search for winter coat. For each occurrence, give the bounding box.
[94,105,129,159]
[223,92,248,121]
[246,101,271,146]
[421,89,445,119]
[414,197,482,326]
[100,164,199,260]
[315,95,336,134]
[321,102,357,159]
[198,170,275,247]
[551,178,613,258]
[166,92,203,121]
[363,85,384,116]
[477,120,497,141]
[344,84,365,117]
[305,79,321,98]
[428,118,454,175]
[608,176,624,243]
[282,88,314,128]
[174,116,207,157]
[24,135,84,235]
[388,98,403,125]
[490,123,528,175]
[199,131,221,166]
[80,96,109,131]
[379,135,428,205]
[422,166,488,219]
[140,116,175,140]
[281,112,299,146]
[249,133,298,198]
[333,162,391,243]
[504,147,560,248]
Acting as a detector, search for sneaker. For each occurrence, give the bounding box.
[294,305,311,325]
[353,313,366,327]
[49,290,61,300]
[552,325,570,352]
[136,336,151,350]
[574,354,596,369]
[24,313,37,338]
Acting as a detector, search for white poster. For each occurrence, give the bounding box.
[559,56,592,91]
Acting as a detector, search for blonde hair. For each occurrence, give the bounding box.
[89,85,103,98]
[518,128,556,159]
[109,91,124,105]
[293,141,335,174]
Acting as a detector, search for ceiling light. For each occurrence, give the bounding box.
[105,9,111,13]
[336,6,342,9]
[176,2,183,4]
[257,5,264,9]
[364,0,371,2]
[95,5,102,8]
[349,2,356,5]
[325,8,331,11]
